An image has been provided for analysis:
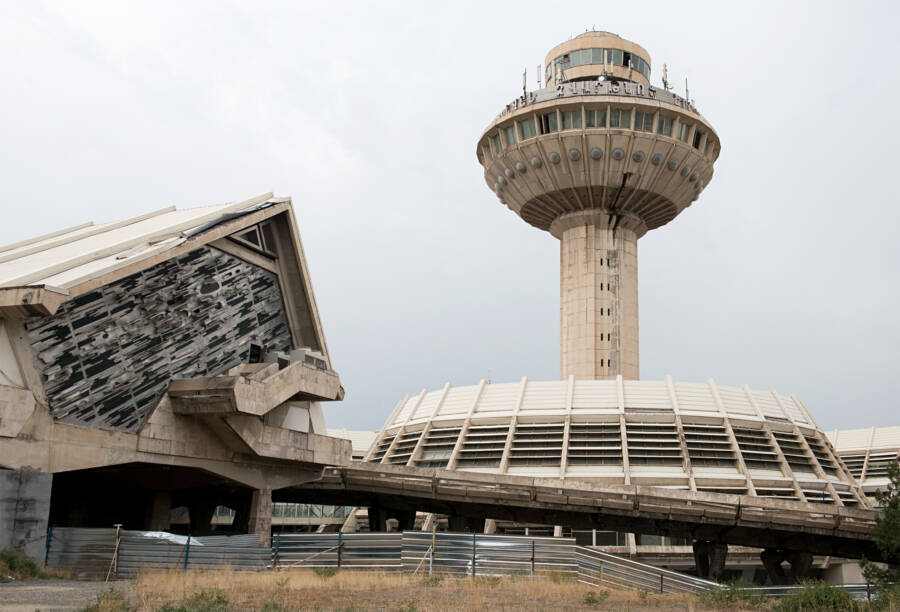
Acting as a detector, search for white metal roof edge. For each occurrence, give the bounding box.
[0,192,274,289]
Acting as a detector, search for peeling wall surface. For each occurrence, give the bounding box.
[26,246,292,432]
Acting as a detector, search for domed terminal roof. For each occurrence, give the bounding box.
[366,377,867,508]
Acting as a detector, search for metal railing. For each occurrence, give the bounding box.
[743,583,874,602]
[575,547,718,594]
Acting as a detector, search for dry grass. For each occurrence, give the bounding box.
[129,568,713,611]
[0,548,70,582]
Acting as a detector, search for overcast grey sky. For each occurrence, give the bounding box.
[1,1,898,432]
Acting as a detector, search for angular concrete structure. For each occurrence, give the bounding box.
[0,193,351,549]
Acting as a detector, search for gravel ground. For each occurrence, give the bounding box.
[0,579,131,612]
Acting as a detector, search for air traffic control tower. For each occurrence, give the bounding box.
[476,31,720,381]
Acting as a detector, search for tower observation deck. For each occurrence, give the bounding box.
[477,31,720,381]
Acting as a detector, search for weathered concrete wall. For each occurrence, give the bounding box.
[0,468,52,562]
[26,246,292,432]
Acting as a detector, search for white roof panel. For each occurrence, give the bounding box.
[0,194,274,290]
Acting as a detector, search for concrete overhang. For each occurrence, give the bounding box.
[167,361,344,417]
[0,285,70,318]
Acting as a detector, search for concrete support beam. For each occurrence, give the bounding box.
[0,468,52,563]
[189,501,216,534]
[692,540,727,581]
[368,506,388,533]
[761,548,815,584]
[146,491,172,531]
[249,487,272,547]
[392,509,416,532]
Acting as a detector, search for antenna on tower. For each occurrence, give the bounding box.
[537,64,542,89]
[522,67,527,96]
[662,63,671,91]
[685,78,690,102]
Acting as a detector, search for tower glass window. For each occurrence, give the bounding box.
[677,123,691,142]
[693,130,704,149]
[503,125,516,146]
[561,110,582,130]
[610,108,631,129]
[519,118,536,139]
[657,116,673,137]
[549,48,651,80]
[634,111,654,132]
[610,49,624,66]
[540,112,558,134]
[585,109,606,128]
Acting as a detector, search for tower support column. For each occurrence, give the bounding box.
[551,211,644,381]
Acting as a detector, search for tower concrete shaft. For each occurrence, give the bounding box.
[554,211,640,380]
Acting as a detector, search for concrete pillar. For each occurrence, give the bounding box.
[551,212,640,380]
[189,501,216,534]
[0,468,52,563]
[692,540,710,578]
[761,548,787,585]
[785,551,813,583]
[709,542,728,581]
[693,540,727,581]
[248,487,272,547]
[367,505,388,532]
[146,491,171,531]
[391,509,415,531]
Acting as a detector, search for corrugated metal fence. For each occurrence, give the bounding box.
[46,528,268,578]
[45,528,873,601]
[401,532,576,577]
[273,533,402,570]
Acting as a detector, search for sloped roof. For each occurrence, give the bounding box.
[828,426,900,453]
[0,192,277,290]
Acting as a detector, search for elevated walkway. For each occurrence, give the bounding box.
[284,462,883,563]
